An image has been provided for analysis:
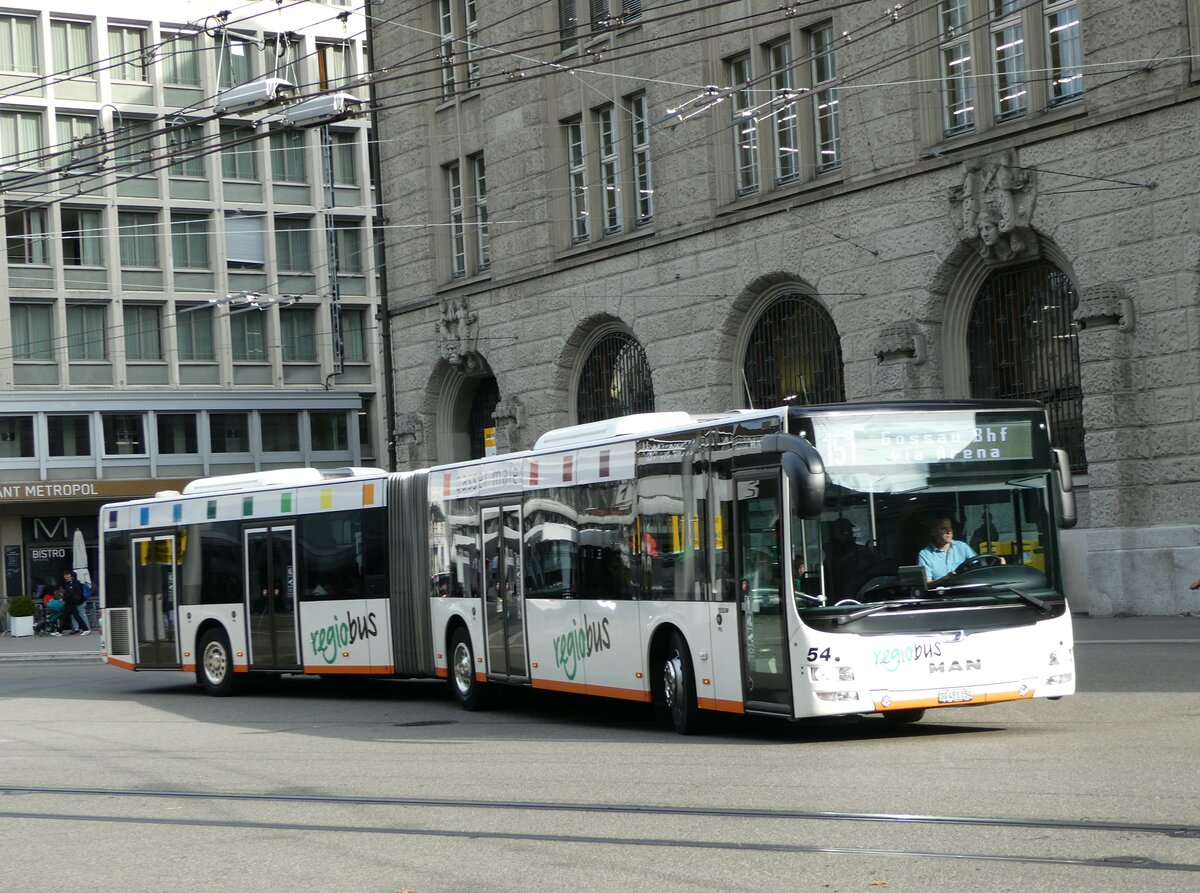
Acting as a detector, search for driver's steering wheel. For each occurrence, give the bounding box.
[955,554,1005,573]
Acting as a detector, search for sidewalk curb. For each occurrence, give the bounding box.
[0,652,104,663]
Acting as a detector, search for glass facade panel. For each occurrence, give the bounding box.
[48,415,91,457]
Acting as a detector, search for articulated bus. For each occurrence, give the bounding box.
[100,401,1077,733]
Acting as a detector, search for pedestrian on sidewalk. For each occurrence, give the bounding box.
[59,570,90,636]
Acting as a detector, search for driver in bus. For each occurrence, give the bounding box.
[917,515,978,583]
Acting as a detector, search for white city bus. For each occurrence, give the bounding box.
[100,401,1077,733]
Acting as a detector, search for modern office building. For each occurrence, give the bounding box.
[0,0,383,601]
[373,1,1200,615]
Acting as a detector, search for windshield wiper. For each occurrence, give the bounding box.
[834,598,925,627]
[929,580,1050,613]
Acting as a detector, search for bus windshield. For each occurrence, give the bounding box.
[789,409,1060,608]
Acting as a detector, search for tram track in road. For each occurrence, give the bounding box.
[2,784,1199,874]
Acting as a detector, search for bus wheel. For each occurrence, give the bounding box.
[662,632,702,735]
[198,628,237,697]
[882,708,925,725]
[449,628,486,710]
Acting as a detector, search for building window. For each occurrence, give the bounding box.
[169,123,207,178]
[769,41,799,185]
[0,416,34,458]
[576,331,654,424]
[317,43,350,90]
[48,415,91,457]
[810,24,841,172]
[331,130,357,185]
[11,303,53,360]
[437,0,480,97]
[56,114,103,173]
[311,411,349,451]
[629,94,654,224]
[261,412,300,452]
[558,0,579,49]
[124,304,162,361]
[157,413,198,454]
[118,211,159,268]
[596,106,621,234]
[115,119,155,177]
[102,413,145,455]
[210,412,249,453]
[0,15,38,73]
[171,213,210,269]
[176,306,214,361]
[438,0,456,98]
[6,207,48,265]
[217,33,254,89]
[728,54,758,196]
[62,208,104,267]
[566,118,589,242]
[108,27,149,82]
[230,312,266,361]
[473,155,490,270]
[51,20,93,79]
[341,307,367,362]
[270,129,307,183]
[221,125,259,181]
[67,304,107,360]
[742,293,845,408]
[446,162,466,277]
[967,261,1086,471]
[334,219,364,274]
[225,213,265,269]
[275,217,312,272]
[162,31,200,86]
[280,308,317,362]
[934,0,1082,139]
[1,110,44,166]
[268,32,304,84]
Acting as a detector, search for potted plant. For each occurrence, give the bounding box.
[7,595,35,638]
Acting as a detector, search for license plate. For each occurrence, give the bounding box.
[937,688,973,704]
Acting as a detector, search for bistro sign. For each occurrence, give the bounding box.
[0,479,193,502]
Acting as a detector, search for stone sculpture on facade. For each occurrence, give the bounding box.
[435,296,479,369]
[949,150,1038,262]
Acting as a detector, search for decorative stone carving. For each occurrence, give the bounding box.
[874,321,926,364]
[949,150,1038,262]
[435,296,479,368]
[1074,283,1135,332]
[491,396,525,455]
[393,412,424,447]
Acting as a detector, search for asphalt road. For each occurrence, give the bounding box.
[2,635,1199,893]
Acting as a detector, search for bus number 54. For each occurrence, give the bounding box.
[807,647,832,662]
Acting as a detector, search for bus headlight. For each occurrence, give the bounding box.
[1045,673,1073,685]
[809,665,855,683]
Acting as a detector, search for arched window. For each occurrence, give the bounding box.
[467,375,499,459]
[742,292,844,408]
[576,331,654,424]
[967,261,1086,471]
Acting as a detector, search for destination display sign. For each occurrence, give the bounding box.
[807,414,1035,469]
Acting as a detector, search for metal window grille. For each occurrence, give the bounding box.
[468,376,500,459]
[742,293,845,408]
[577,332,655,424]
[967,262,1087,472]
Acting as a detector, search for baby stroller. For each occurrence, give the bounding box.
[34,597,65,636]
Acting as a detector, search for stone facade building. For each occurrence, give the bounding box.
[372,1,1200,615]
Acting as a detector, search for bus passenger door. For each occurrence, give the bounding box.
[244,526,299,670]
[481,503,527,681]
[733,474,793,714]
[132,534,181,668]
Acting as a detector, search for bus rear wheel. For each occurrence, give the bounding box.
[198,628,238,697]
[449,628,487,710]
[661,632,702,735]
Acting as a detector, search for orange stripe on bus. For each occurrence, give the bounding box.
[531,678,651,702]
[875,689,1035,712]
[434,666,448,678]
[475,671,487,682]
[233,665,250,674]
[697,697,745,714]
[182,663,196,674]
[106,656,136,671]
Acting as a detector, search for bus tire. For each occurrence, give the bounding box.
[662,632,702,735]
[198,628,238,697]
[881,708,925,725]
[449,627,487,710]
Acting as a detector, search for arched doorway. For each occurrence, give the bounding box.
[575,330,654,424]
[742,292,844,408]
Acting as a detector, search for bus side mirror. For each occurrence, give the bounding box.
[761,433,826,520]
[1053,448,1077,529]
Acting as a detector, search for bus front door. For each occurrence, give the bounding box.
[481,504,527,681]
[734,474,793,714]
[132,534,181,668]
[244,526,299,670]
